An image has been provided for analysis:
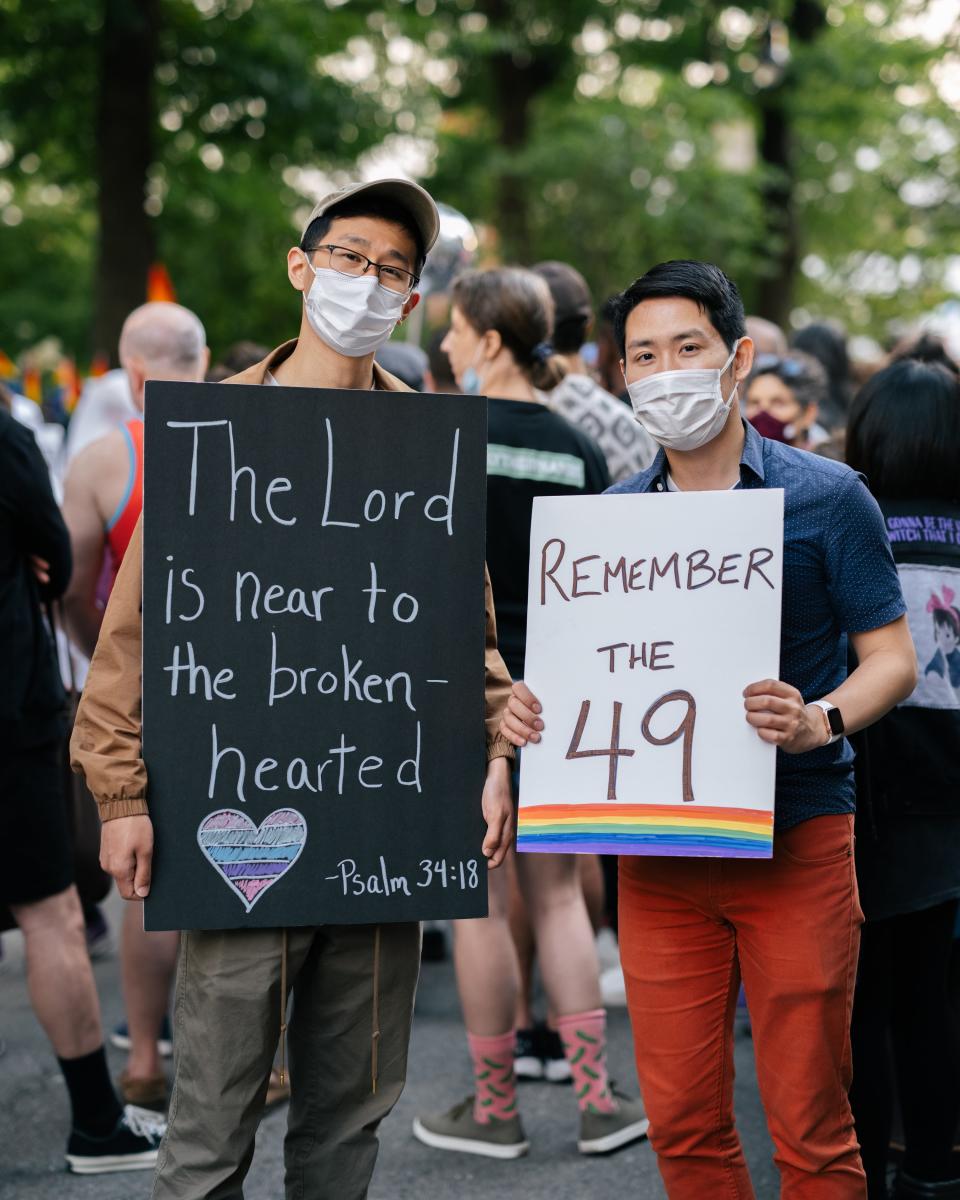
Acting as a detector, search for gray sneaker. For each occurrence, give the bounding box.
[413,1096,529,1160]
[578,1091,650,1155]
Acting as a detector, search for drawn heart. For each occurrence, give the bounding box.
[197,808,308,913]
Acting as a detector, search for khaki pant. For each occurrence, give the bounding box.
[152,921,421,1200]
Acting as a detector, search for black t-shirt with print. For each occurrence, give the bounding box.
[485,397,610,680]
[857,497,960,817]
[854,497,960,919]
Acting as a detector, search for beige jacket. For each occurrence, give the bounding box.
[71,340,515,822]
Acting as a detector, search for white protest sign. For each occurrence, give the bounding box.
[518,489,784,858]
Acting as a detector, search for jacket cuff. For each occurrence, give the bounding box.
[97,796,150,822]
[486,735,516,763]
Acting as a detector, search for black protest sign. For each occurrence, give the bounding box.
[141,381,489,930]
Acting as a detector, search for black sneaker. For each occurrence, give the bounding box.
[66,1105,165,1175]
[513,1028,544,1081]
[538,1024,572,1084]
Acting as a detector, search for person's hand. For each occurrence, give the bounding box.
[29,555,51,586]
[743,679,828,754]
[481,756,514,868]
[499,681,544,748]
[100,815,155,899]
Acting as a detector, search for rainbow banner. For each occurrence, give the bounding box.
[517,803,774,858]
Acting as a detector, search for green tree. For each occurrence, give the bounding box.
[0,0,387,361]
[0,0,957,360]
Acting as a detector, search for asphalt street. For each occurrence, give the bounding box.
[0,893,779,1199]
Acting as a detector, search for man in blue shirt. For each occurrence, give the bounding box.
[500,261,917,1199]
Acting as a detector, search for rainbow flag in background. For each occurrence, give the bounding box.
[0,349,16,379]
[147,262,176,303]
[516,803,774,858]
[56,358,81,411]
[21,366,42,403]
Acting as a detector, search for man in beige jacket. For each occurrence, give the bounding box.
[72,178,516,1200]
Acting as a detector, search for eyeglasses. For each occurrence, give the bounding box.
[305,243,419,296]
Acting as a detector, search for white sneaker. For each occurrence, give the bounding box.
[600,964,627,1006]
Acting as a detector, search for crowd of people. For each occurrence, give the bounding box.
[2,173,959,1200]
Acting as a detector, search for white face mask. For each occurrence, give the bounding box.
[626,340,742,451]
[303,261,406,357]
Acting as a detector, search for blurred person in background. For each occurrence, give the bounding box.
[205,339,269,382]
[791,320,853,431]
[888,332,959,376]
[744,351,830,450]
[745,315,788,357]
[595,296,629,402]
[425,325,458,392]
[61,301,209,1113]
[846,358,960,1200]
[65,368,138,462]
[533,260,657,483]
[414,266,649,1161]
[0,403,164,1174]
[375,339,429,390]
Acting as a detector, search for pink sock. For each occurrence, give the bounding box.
[466,1030,517,1124]
[555,1009,617,1114]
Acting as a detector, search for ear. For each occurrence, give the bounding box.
[619,358,627,385]
[398,292,421,325]
[483,328,503,361]
[733,336,755,382]
[287,246,311,295]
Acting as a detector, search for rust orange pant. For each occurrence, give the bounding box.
[619,814,866,1200]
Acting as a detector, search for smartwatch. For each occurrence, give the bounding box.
[811,699,844,745]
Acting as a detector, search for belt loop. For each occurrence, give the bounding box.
[371,925,382,1094]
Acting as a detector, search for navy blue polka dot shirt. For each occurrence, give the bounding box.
[606,420,907,830]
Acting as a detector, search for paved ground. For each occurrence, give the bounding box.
[0,894,779,1199]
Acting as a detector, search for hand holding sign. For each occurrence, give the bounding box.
[503,677,824,755]
[743,679,829,752]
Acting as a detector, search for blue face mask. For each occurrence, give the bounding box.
[460,345,485,395]
[461,366,482,395]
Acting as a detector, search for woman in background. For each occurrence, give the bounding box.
[846,357,960,1200]
[413,267,648,1161]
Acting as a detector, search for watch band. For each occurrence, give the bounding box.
[811,699,843,745]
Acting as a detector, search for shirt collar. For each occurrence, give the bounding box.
[647,419,766,492]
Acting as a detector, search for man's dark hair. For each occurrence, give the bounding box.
[846,359,960,502]
[300,196,426,275]
[612,260,746,356]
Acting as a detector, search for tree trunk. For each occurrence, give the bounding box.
[754,0,826,326]
[92,0,158,363]
[755,96,797,327]
[478,0,562,262]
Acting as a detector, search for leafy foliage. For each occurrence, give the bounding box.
[0,0,957,360]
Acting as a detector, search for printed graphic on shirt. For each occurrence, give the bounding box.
[487,443,586,488]
[887,513,960,547]
[547,374,656,483]
[898,563,960,710]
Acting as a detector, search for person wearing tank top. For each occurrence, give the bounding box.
[105,418,144,581]
[60,303,209,1119]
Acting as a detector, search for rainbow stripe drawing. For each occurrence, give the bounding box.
[197,808,307,912]
[516,803,773,858]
